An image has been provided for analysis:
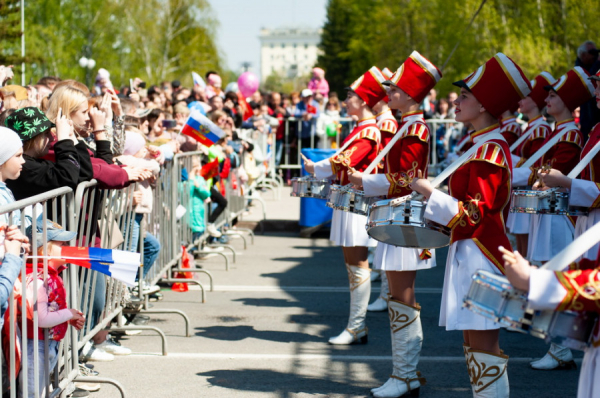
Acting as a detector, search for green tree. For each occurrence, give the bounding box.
[22,0,223,88]
[0,0,26,70]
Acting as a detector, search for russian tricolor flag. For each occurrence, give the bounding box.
[180,110,225,147]
[61,247,141,287]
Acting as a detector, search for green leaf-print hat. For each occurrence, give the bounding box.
[5,106,55,142]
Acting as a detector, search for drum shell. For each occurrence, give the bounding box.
[310,179,330,199]
[366,199,450,249]
[463,270,529,332]
[291,177,311,197]
[511,189,588,216]
[530,310,597,351]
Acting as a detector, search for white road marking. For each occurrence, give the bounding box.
[124,353,581,363]
[189,285,443,293]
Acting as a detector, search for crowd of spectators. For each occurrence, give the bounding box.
[0,66,279,397]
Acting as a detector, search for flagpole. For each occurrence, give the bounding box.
[21,0,25,85]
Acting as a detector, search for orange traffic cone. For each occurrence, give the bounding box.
[171,245,193,292]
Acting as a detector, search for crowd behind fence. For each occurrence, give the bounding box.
[0,148,257,397]
[275,117,468,176]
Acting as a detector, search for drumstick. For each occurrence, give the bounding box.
[301,154,310,163]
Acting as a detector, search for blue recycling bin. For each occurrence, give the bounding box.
[299,148,337,228]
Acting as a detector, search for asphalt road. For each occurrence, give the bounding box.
[87,189,581,398]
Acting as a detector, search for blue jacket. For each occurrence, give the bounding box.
[0,253,22,328]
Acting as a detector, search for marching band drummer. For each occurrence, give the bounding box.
[536,70,600,262]
[304,67,383,345]
[410,53,532,398]
[367,67,397,314]
[501,247,600,398]
[511,67,593,370]
[512,67,592,263]
[505,72,555,257]
[348,51,441,398]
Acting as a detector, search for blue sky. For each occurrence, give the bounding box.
[208,0,328,79]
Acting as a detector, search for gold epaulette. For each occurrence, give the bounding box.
[530,126,549,140]
[379,119,398,135]
[501,123,521,134]
[358,126,380,142]
[469,142,508,168]
[559,130,583,147]
[402,122,430,142]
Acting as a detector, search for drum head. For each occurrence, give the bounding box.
[367,224,450,249]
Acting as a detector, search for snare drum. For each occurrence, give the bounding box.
[464,270,598,350]
[366,198,450,249]
[463,270,530,332]
[291,177,330,199]
[326,186,376,215]
[291,177,311,197]
[309,178,330,199]
[511,189,588,216]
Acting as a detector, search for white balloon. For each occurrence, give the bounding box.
[87,59,96,69]
[78,57,88,68]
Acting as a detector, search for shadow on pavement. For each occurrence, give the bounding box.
[232,298,303,308]
[195,325,324,343]
[197,368,370,396]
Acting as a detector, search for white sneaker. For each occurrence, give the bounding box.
[86,347,115,362]
[203,246,224,252]
[95,336,132,356]
[75,382,101,392]
[206,224,222,238]
[367,297,388,312]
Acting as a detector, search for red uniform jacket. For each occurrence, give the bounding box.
[329,118,380,185]
[580,122,600,184]
[500,116,522,148]
[446,125,513,273]
[376,109,399,151]
[383,110,431,199]
[526,119,583,186]
[514,115,551,165]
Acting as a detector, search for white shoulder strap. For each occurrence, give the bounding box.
[567,139,600,179]
[362,121,417,175]
[541,221,600,271]
[509,125,535,152]
[431,132,504,189]
[520,126,571,169]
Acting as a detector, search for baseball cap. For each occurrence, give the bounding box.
[301,89,313,98]
[25,215,77,248]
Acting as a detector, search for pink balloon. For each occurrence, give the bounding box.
[237,72,259,98]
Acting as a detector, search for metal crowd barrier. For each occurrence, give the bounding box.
[0,148,259,396]
[278,116,355,173]
[275,116,462,177]
[0,187,101,398]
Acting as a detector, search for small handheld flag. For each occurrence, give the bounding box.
[200,158,219,178]
[192,72,206,88]
[61,247,140,287]
[180,110,225,147]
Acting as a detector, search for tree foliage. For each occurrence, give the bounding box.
[318,0,600,98]
[18,0,222,86]
[0,0,25,66]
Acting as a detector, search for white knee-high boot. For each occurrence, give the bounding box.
[368,271,389,312]
[329,264,370,345]
[372,299,426,398]
[467,349,509,398]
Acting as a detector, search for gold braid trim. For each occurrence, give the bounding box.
[467,350,508,393]
[555,269,600,312]
[390,372,427,389]
[346,266,370,292]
